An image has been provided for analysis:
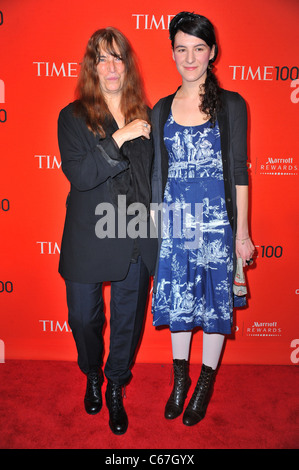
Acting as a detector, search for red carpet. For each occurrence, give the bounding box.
[0,361,298,449]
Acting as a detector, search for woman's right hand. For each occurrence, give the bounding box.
[112,119,151,148]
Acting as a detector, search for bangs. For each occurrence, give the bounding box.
[97,33,126,61]
[179,22,212,48]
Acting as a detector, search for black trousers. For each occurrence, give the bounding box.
[65,257,150,385]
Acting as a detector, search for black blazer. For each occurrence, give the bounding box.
[151,88,249,286]
[58,102,157,283]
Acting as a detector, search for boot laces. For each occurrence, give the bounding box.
[86,372,101,399]
[190,368,214,408]
[110,383,125,411]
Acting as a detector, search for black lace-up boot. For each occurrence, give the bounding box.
[183,364,216,426]
[84,371,103,415]
[164,359,191,420]
[105,381,128,435]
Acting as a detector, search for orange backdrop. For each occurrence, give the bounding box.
[1,0,299,366]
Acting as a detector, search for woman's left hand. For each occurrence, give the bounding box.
[236,236,255,267]
[112,119,151,148]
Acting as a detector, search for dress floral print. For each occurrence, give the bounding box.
[152,112,246,334]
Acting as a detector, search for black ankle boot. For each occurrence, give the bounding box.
[84,371,103,415]
[183,364,216,426]
[165,359,191,420]
[105,381,128,435]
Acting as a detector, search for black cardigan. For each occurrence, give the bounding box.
[151,88,249,286]
[57,101,157,283]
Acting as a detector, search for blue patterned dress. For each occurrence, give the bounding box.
[152,112,245,334]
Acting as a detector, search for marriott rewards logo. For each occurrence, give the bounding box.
[246,321,282,337]
[257,157,298,176]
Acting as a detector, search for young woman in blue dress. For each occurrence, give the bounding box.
[151,12,255,426]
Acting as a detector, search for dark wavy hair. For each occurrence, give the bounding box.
[74,27,149,136]
[169,12,221,125]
